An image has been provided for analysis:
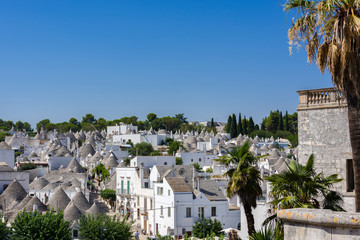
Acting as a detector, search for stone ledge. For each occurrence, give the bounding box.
[277,208,360,228]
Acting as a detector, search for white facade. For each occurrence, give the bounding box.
[180,152,217,168]
[0,149,15,168]
[112,133,167,147]
[0,171,29,193]
[107,124,138,136]
[130,156,176,168]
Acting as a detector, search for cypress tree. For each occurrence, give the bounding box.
[285,111,289,131]
[211,118,215,128]
[226,115,232,133]
[248,116,255,133]
[230,113,237,138]
[237,113,243,135]
[278,111,284,131]
[242,116,248,135]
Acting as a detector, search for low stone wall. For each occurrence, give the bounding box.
[278,208,360,240]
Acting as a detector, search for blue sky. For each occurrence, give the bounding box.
[0,1,333,127]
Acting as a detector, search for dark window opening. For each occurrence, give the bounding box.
[347,159,355,192]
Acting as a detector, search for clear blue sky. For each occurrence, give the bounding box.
[0,1,333,128]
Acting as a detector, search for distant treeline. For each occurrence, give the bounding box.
[225,110,298,146]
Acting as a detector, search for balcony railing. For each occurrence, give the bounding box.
[297,88,347,110]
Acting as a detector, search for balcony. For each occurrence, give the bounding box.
[297,88,347,110]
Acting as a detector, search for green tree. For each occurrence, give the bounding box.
[216,142,262,236]
[94,117,107,131]
[15,121,24,131]
[79,214,132,240]
[230,114,238,138]
[82,114,96,125]
[278,112,284,131]
[11,210,72,240]
[69,117,79,127]
[237,113,243,135]
[129,142,154,156]
[81,123,96,132]
[0,213,9,240]
[36,119,50,133]
[283,0,360,210]
[192,218,223,239]
[248,117,255,134]
[167,141,182,155]
[176,157,183,165]
[284,111,289,132]
[147,113,157,122]
[92,163,110,182]
[242,117,248,135]
[265,155,344,211]
[210,118,215,128]
[192,162,202,172]
[226,115,232,133]
[175,113,187,123]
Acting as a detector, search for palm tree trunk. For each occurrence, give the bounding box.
[243,202,256,236]
[347,98,360,212]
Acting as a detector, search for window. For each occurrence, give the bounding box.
[186,207,191,217]
[161,206,163,216]
[347,159,355,192]
[191,159,193,162]
[157,187,163,195]
[144,197,147,211]
[168,207,171,217]
[199,158,201,162]
[150,199,153,210]
[168,190,170,196]
[211,207,216,216]
[127,180,130,194]
[145,182,149,188]
[137,197,140,206]
[3,184,8,192]
[164,162,167,165]
[198,207,204,218]
[73,229,78,238]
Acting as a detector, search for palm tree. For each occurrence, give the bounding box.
[265,154,344,211]
[284,0,360,212]
[216,142,262,236]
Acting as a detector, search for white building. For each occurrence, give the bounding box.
[107,124,138,136]
[130,156,176,168]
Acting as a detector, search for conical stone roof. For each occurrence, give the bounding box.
[15,194,31,210]
[0,179,27,207]
[29,177,49,189]
[104,153,118,169]
[0,142,12,150]
[72,190,90,212]
[64,201,82,222]
[80,143,95,158]
[24,196,47,212]
[85,202,102,217]
[48,187,70,212]
[66,157,85,173]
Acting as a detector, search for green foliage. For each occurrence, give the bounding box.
[265,154,344,211]
[94,118,107,131]
[92,163,110,182]
[82,113,96,125]
[176,157,183,165]
[0,213,9,240]
[79,214,132,240]
[192,217,223,238]
[0,131,10,142]
[249,226,278,240]
[175,113,187,123]
[36,119,50,133]
[100,189,116,202]
[147,113,157,122]
[230,113,238,138]
[124,158,131,166]
[226,116,232,133]
[151,150,162,156]
[192,162,202,172]
[20,163,37,171]
[165,137,174,144]
[167,141,182,155]
[242,116,248,135]
[237,114,243,135]
[206,167,213,173]
[81,122,96,132]
[129,143,154,156]
[11,210,72,240]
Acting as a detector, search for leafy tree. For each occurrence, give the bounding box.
[175,113,187,124]
[151,150,162,156]
[237,113,243,135]
[15,121,24,131]
[284,111,289,132]
[147,113,157,122]
[226,115,232,133]
[210,118,215,128]
[242,117,248,135]
[278,112,284,131]
[82,114,96,125]
[230,114,237,138]
[92,163,110,182]
[176,157,183,165]
[11,210,72,240]
[0,131,9,142]
[192,218,222,238]
[264,111,280,133]
[124,158,131,166]
[119,116,138,125]
[248,117,255,134]
[150,118,164,131]
[265,155,344,211]
[216,142,262,236]
[94,117,107,131]
[81,123,96,132]
[20,163,37,171]
[69,117,80,127]
[160,116,181,132]
[283,0,360,210]
[79,214,132,240]
[0,213,9,240]
[36,119,50,133]
[192,162,202,172]
[167,141,182,155]
[129,143,154,156]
